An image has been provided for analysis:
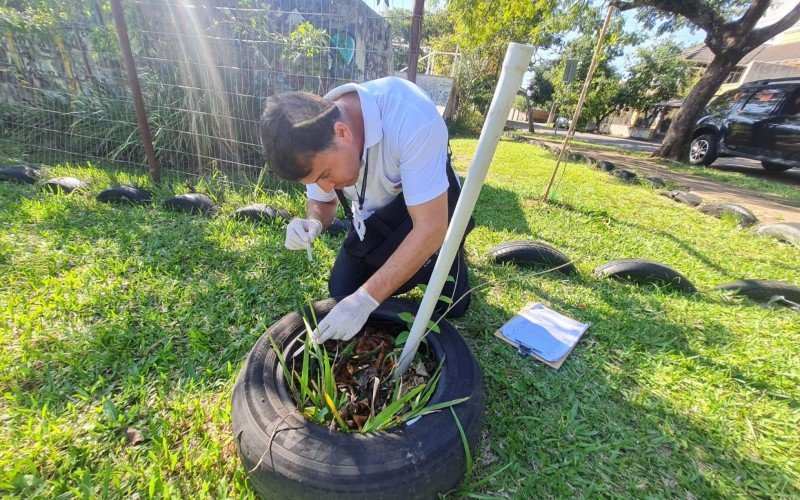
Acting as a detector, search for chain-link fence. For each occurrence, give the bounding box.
[0,0,400,186]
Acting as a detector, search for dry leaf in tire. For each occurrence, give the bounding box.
[125,427,144,446]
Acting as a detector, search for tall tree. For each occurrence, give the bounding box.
[622,41,691,122]
[526,64,556,108]
[443,0,566,117]
[446,0,560,52]
[547,8,636,129]
[613,0,800,160]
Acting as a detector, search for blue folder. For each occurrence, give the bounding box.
[498,303,589,363]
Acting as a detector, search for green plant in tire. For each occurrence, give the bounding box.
[393,275,457,348]
[266,303,468,433]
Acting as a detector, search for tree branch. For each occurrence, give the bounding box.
[736,0,771,31]
[612,1,638,11]
[611,0,726,33]
[749,2,800,46]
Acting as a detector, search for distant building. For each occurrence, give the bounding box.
[601,14,800,141]
[683,15,800,95]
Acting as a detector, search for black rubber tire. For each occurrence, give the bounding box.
[597,160,615,172]
[566,152,583,162]
[645,176,666,188]
[688,134,718,166]
[96,185,152,204]
[162,193,219,215]
[755,222,800,245]
[232,298,486,499]
[761,161,792,173]
[573,152,589,163]
[234,203,291,223]
[42,177,88,194]
[697,203,758,227]
[489,240,576,274]
[669,191,702,207]
[0,165,44,184]
[595,259,697,293]
[714,279,800,304]
[611,169,638,183]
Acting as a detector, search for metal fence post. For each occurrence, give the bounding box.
[110,0,160,183]
[406,0,425,83]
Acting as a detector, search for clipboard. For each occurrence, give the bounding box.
[495,302,589,369]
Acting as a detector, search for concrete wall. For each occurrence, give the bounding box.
[412,74,457,118]
[0,0,391,104]
[606,124,654,140]
[272,0,391,84]
[0,26,125,104]
[506,107,548,123]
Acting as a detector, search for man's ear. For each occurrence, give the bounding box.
[333,121,353,143]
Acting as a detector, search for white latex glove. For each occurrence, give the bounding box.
[285,218,323,250]
[313,287,379,343]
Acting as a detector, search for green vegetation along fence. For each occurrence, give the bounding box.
[0,0,395,185]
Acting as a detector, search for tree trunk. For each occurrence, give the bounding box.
[654,55,739,160]
[525,95,535,132]
[595,110,614,132]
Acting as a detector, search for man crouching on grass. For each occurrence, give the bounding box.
[260,76,473,344]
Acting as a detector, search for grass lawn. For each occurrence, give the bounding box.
[519,130,800,203]
[1,138,798,497]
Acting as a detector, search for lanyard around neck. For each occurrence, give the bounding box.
[357,150,369,211]
[334,148,369,221]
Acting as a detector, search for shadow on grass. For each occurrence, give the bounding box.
[4,177,324,416]
[456,265,796,496]
[550,199,735,278]
[470,182,533,235]
[3,163,796,497]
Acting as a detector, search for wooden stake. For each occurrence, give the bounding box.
[542,4,616,201]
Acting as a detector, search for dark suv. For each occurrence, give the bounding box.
[689,78,800,172]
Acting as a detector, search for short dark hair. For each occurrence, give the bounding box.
[259,91,341,180]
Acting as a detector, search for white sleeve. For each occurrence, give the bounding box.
[306,183,338,203]
[399,117,449,206]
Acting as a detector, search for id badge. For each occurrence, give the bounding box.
[352,203,366,241]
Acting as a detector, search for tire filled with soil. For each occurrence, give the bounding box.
[232,298,485,499]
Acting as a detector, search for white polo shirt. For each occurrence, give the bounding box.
[306,76,450,219]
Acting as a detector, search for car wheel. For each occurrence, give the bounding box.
[688,134,718,165]
[761,161,792,173]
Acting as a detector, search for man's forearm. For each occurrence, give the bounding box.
[361,225,445,303]
[306,198,338,229]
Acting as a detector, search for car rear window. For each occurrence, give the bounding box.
[782,88,800,116]
[708,90,746,113]
[741,88,785,114]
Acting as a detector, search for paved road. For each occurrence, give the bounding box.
[531,127,800,185]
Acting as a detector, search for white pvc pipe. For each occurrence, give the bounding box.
[396,42,535,376]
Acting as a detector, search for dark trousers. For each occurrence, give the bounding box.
[329,150,472,318]
[328,245,471,318]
